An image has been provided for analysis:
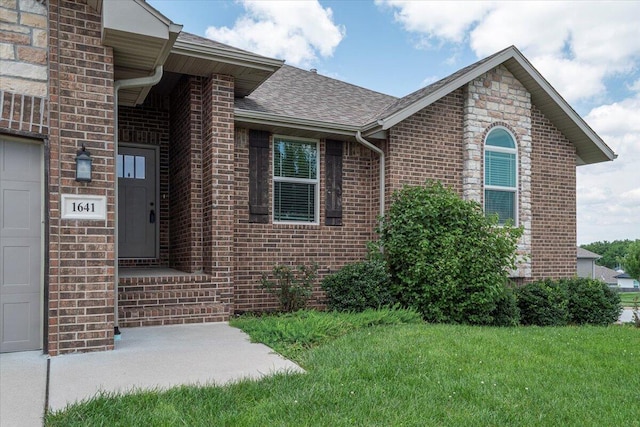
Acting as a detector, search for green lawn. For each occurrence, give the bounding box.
[46,310,639,426]
[619,291,640,307]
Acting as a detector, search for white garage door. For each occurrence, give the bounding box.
[0,137,43,352]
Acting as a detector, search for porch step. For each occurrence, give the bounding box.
[119,303,228,328]
[117,270,231,328]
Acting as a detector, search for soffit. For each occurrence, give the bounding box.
[164,33,284,97]
[102,0,181,106]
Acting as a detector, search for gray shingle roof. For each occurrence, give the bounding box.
[595,265,619,285]
[235,65,397,127]
[375,47,512,122]
[577,247,602,259]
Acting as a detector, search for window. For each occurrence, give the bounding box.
[273,136,319,223]
[117,154,145,179]
[484,127,517,225]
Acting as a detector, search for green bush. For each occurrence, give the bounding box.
[321,260,395,312]
[565,278,621,325]
[516,279,569,326]
[490,285,520,327]
[261,263,318,312]
[377,181,522,325]
[517,278,621,326]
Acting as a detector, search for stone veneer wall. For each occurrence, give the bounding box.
[47,0,115,355]
[463,65,532,278]
[0,0,48,135]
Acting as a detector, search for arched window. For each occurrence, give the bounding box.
[484,127,517,225]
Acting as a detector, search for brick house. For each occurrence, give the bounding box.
[0,0,615,355]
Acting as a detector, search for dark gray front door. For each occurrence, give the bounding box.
[118,146,157,258]
[0,138,42,353]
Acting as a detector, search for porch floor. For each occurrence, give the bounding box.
[118,267,202,278]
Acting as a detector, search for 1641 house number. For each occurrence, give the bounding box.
[61,194,107,220]
[71,201,96,213]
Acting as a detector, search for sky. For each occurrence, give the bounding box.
[149,0,640,245]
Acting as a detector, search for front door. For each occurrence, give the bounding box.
[0,138,42,352]
[118,146,157,258]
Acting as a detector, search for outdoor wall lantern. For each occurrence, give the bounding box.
[75,144,92,182]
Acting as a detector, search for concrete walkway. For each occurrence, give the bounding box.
[0,322,304,427]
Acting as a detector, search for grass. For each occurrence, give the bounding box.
[46,310,640,427]
[619,291,640,307]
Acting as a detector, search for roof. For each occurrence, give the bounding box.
[235,45,615,164]
[577,247,602,259]
[614,272,633,279]
[594,265,619,285]
[235,65,397,128]
[164,32,284,97]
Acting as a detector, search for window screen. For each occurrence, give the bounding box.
[273,138,318,223]
[484,128,517,224]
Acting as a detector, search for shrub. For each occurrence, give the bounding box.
[565,278,621,325]
[517,278,621,326]
[516,279,569,326]
[261,263,318,312]
[490,285,520,327]
[377,181,522,325]
[321,259,395,312]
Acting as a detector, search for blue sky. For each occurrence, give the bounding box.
[149,0,640,245]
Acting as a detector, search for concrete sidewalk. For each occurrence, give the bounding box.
[0,322,304,426]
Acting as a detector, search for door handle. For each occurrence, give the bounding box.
[149,209,156,224]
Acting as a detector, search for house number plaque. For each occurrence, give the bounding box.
[61,194,107,220]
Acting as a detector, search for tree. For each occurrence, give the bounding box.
[580,240,633,269]
[622,240,640,280]
[377,181,522,325]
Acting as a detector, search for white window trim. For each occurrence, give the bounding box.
[272,135,320,225]
[483,126,519,226]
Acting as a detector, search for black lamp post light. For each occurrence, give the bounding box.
[75,144,92,182]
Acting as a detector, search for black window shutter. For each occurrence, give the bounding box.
[325,139,343,226]
[249,130,270,223]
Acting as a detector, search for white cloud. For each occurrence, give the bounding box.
[377,1,640,103]
[205,0,345,67]
[577,97,640,243]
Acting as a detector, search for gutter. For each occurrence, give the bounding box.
[355,131,385,219]
[112,65,164,338]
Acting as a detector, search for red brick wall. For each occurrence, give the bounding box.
[202,74,235,308]
[118,94,170,267]
[47,0,115,355]
[169,76,204,272]
[233,129,377,312]
[387,89,465,196]
[530,105,577,279]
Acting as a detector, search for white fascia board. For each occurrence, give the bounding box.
[235,110,360,137]
[378,48,516,131]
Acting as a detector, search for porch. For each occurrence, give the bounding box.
[118,268,230,328]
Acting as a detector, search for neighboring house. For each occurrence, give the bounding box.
[0,0,616,355]
[594,265,620,287]
[577,247,602,279]
[614,273,640,290]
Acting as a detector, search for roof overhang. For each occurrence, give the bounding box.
[234,109,378,141]
[165,38,284,97]
[370,47,616,166]
[102,0,182,106]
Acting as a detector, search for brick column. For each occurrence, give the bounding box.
[202,74,234,308]
[47,0,115,354]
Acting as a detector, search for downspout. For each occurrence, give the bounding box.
[355,131,385,218]
[112,66,164,338]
